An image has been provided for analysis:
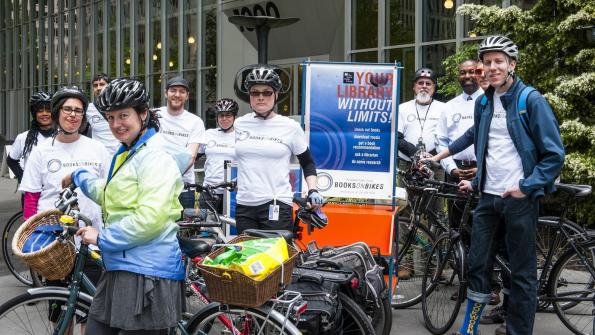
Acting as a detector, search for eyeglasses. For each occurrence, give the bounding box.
[415,80,434,87]
[60,106,85,117]
[249,90,275,97]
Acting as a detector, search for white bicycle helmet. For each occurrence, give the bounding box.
[478,35,519,61]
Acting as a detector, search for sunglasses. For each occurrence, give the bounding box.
[249,90,275,97]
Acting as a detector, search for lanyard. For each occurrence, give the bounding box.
[415,100,433,142]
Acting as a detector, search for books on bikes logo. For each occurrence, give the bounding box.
[407,113,417,122]
[343,72,354,84]
[91,115,102,124]
[236,130,250,142]
[316,172,333,192]
[47,159,62,173]
[452,113,461,123]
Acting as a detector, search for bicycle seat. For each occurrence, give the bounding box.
[555,183,592,198]
[178,236,215,258]
[242,229,294,245]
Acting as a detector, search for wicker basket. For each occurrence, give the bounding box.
[197,235,298,308]
[12,209,76,280]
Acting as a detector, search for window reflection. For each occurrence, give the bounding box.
[422,1,456,42]
[463,0,499,37]
[387,47,415,103]
[136,0,146,76]
[121,0,131,76]
[167,1,178,71]
[352,0,378,50]
[202,6,216,67]
[386,0,415,45]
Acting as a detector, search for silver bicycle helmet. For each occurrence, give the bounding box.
[214,98,239,115]
[244,65,283,92]
[96,78,149,113]
[30,91,52,117]
[478,35,519,61]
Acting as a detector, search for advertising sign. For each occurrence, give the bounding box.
[304,62,399,200]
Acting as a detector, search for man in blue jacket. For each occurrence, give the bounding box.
[456,36,565,335]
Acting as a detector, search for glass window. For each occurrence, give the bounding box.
[202,6,216,67]
[183,2,198,69]
[201,67,217,127]
[52,15,59,85]
[422,1,456,42]
[72,9,81,83]
[108,0,117,78]
[352,0,378,50]
[136,0,146,76]
[82,5,92,82]
[96,3,104,73]
[13,0,20,26]
[151,73,162,108]
[181,70,197,115]
[63,11,69,84]
[387,47,415,103]
[166,0,178,71]
[422,42,455,101]
[386,0,415,46]
[351,51,378,63]
[150,0,161,73]
[121,0,131,76]
[39,0,49,18]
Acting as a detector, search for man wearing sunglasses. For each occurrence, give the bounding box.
[157,76,205,210]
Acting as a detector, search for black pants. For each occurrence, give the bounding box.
[85,317,167,335]
[236,201,293,234]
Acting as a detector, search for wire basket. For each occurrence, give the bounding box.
[197,235,299,308]
[11,209,75,280]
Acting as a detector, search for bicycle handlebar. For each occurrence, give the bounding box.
[183,181,236,192]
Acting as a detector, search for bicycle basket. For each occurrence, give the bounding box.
[197,235,299,308]
[11,209,76,280]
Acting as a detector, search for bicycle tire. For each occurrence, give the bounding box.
[0,289,91,334]
[1,211,42,287]
[185,302,302,335]
[338,292,376,334]
[548,239,595,335]
[421,234,465,335]
[371,295,392,335]
[392,218,436,308]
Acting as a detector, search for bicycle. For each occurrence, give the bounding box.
[2,210,43,287]
[0,185,304,335]
[421,181,594,335]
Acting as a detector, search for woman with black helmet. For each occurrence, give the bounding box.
[233,65,323,233]
[61,78,190,335]
[197,98,239,213]
[6,92,54,184]
[18,86,109,330]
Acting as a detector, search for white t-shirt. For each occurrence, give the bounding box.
[198,129,236,193]
[398,99,446,161]
[484,92,524,196]
[9,130,50,169]
[234,113,308,206]
[19,136,110,238]
[86,103,120,156]
[437,90,482,173]
[157,107,205,183]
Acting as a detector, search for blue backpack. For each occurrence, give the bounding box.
[479,86,536,136]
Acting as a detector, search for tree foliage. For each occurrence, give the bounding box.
[439,1,595,225]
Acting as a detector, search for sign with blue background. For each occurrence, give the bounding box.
[304,62,399,200]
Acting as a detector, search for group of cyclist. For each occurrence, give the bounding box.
[6,34,565,335]
[8,64,323,333]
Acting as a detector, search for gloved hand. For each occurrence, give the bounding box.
[307,189,324,208]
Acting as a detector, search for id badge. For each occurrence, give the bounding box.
[268,204,280,221]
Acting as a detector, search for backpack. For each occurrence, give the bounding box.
[286,272,343,335]
[479,86,536,136]
[301,242,387,309]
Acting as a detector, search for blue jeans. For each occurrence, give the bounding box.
[466,193,537,335]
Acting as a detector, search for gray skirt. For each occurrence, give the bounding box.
[89,271,185,330]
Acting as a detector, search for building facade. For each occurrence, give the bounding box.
[0,0,532,139]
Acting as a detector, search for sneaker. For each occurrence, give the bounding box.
[480,305,505,324]
[495,321,507,335]
[489,292,501,305]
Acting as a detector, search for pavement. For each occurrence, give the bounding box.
[0,177,574,334]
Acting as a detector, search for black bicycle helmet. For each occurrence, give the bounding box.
[51,86,89,134]
[96,78,149,113]
[478,35,519,61]
[214,98,239,115]
[413,68,437,85]
[29,91,52,117]
[244,65,283,92]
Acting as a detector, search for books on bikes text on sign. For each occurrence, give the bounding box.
[303,61,400,201]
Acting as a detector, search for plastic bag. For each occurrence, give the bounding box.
[203,238,289,280]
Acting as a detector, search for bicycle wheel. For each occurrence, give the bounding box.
[338,292,376,335]
[393,218,435,308]
[549,239,595,335]
[370,295,392,335]
[1,211,42,287]
[185,302,302,335]
[421,234,465,335]
[0,289,91,334]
